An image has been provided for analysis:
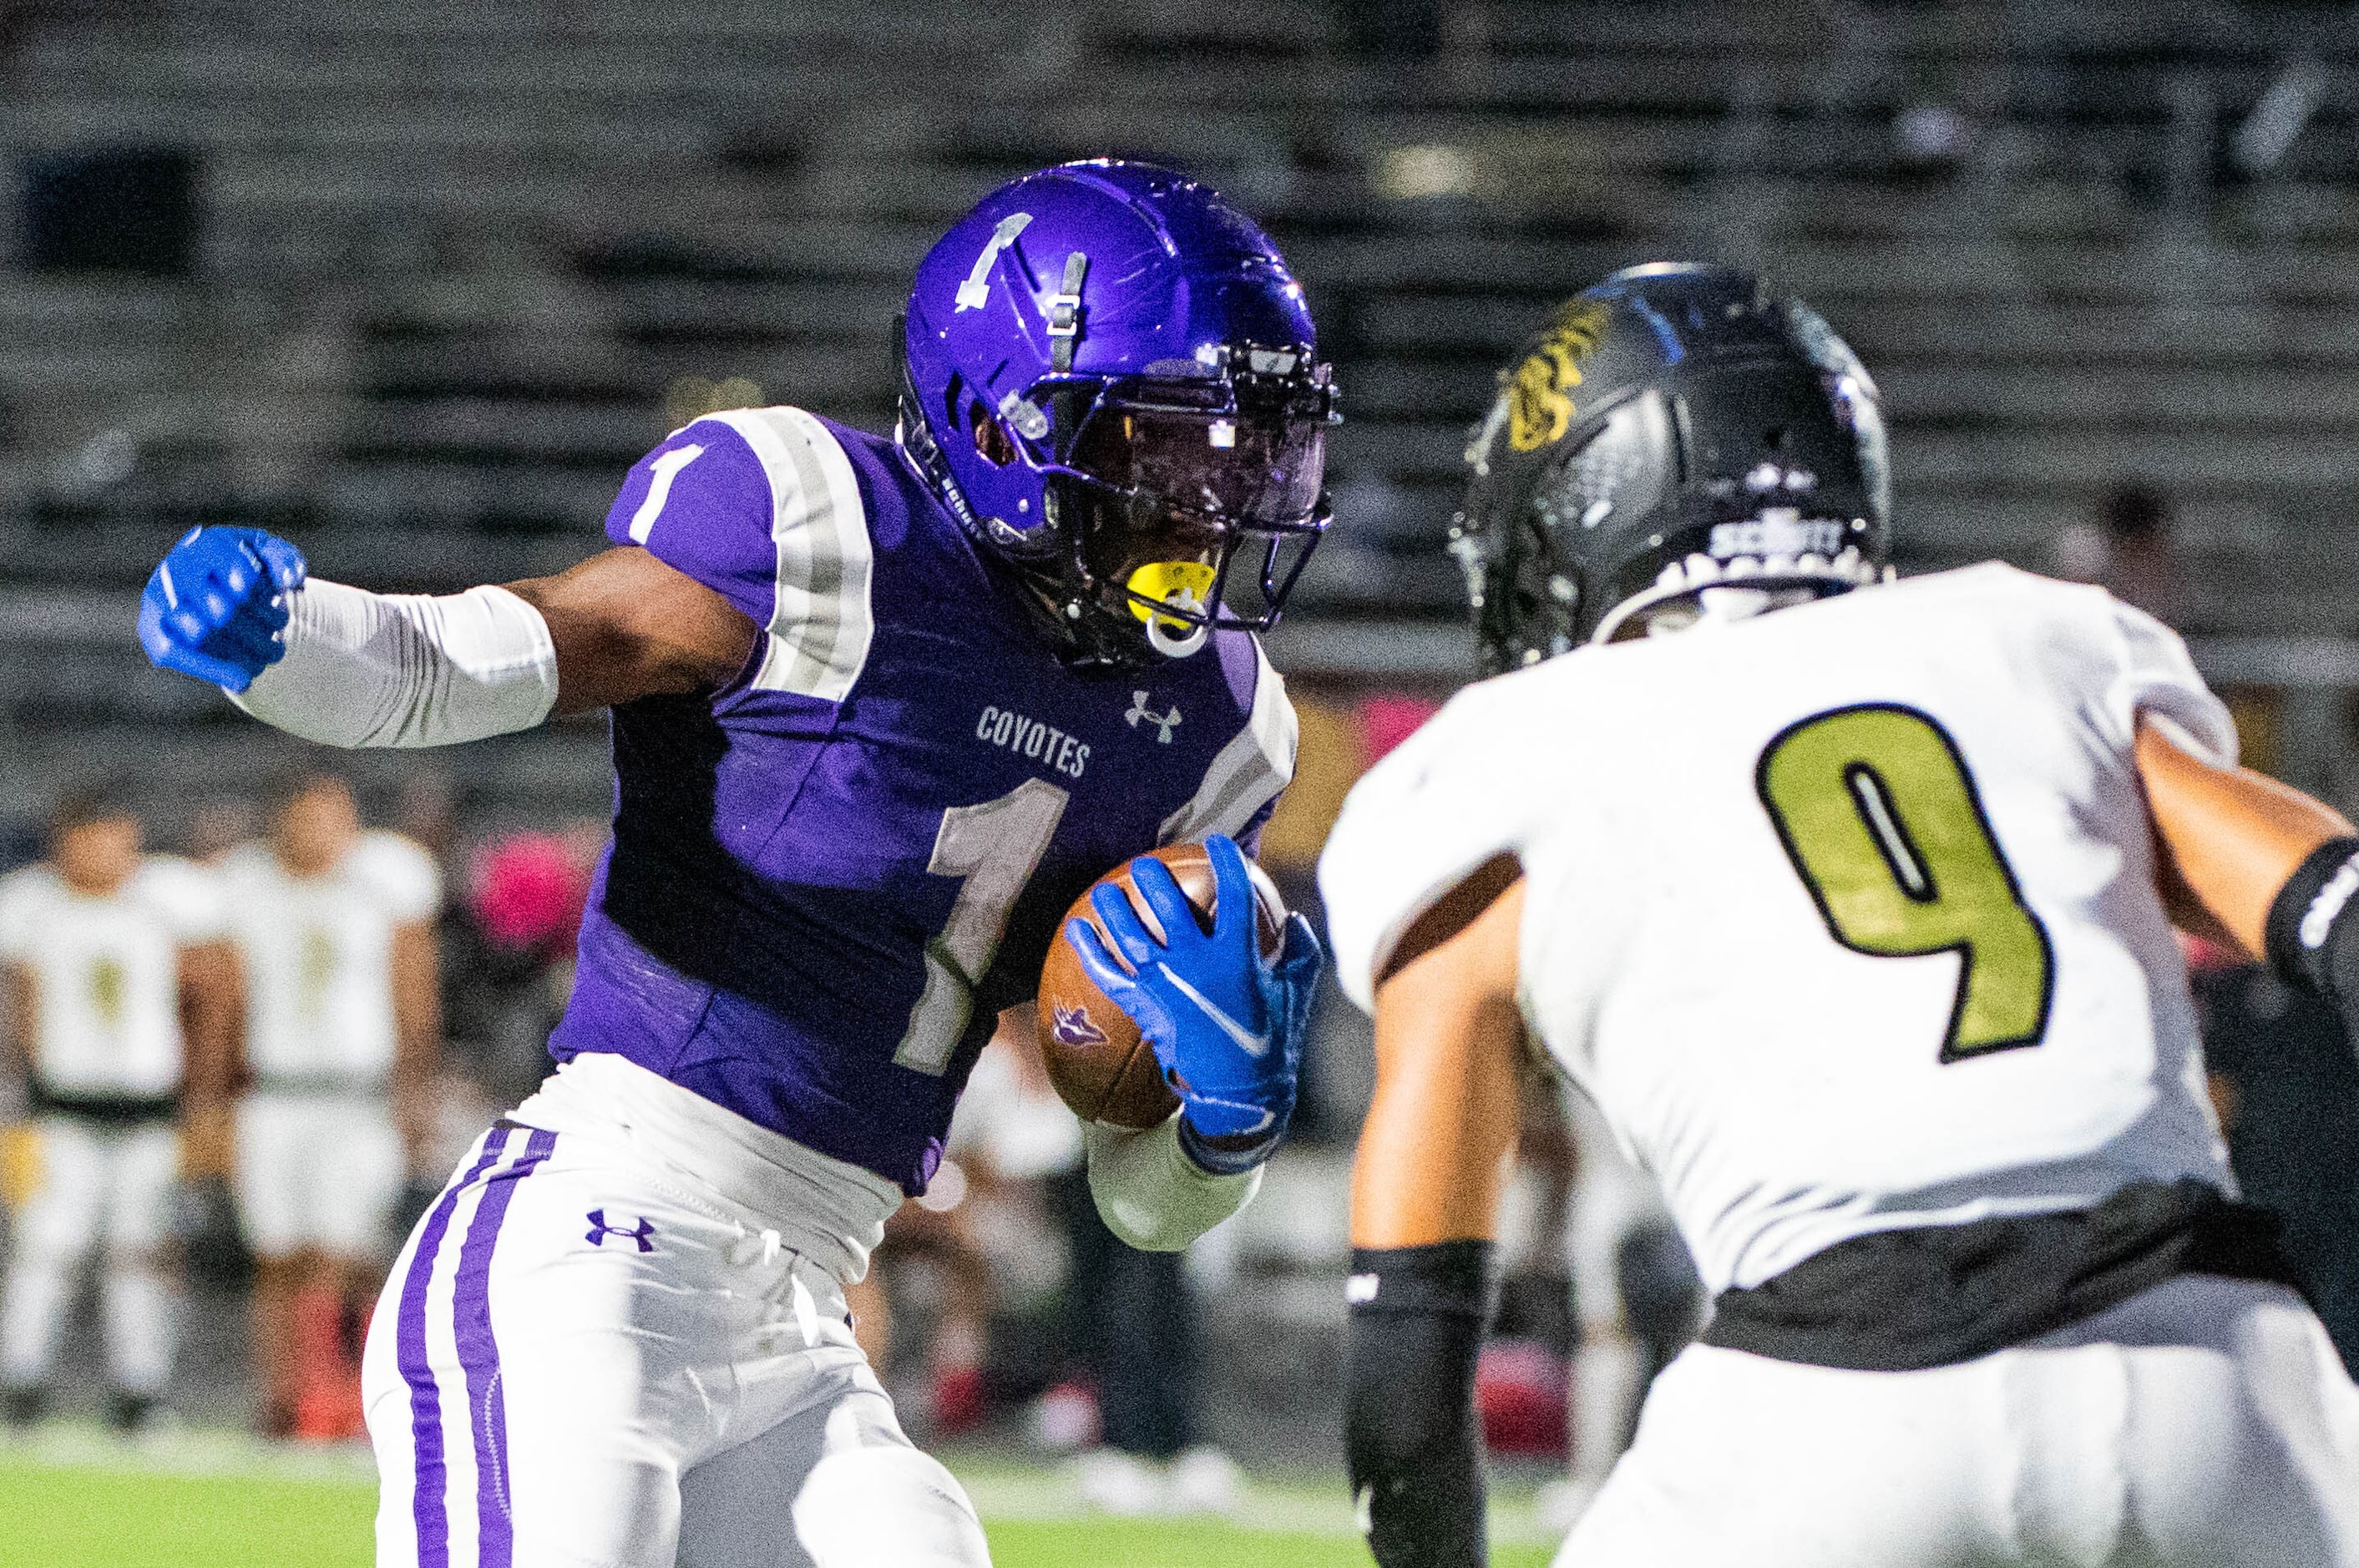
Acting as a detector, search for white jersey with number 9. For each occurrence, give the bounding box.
[1322,564,2237,1296]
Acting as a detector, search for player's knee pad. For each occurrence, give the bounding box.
[791,1447,989,1568]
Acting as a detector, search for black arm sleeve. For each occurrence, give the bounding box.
[1344,1240,1497,1568]
[2265,837,2359,1034]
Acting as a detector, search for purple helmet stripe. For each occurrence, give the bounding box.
[397,1127,514,1568]
[453,1128,557,1568]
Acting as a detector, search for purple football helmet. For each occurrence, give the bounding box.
[899,160,1337,667]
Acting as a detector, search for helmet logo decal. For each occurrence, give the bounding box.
[1507,300,1609,453]
[954,213,1033,312]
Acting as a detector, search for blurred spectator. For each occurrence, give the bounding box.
[0,819,38,876]
[186,798,261,865]
[935,1014,1244,1514]
[1479,1076,1577,1460]
[0,789,235,1432]
[392,773,459,874]
[2055,482,2184,626]
[1538,1084,1700,1528]
[2190,945,2359,1377]
[1051,1176,1243,1511]
[1336,0,1440,59]
[215,776,440,1439]
[440,830,590,1108]
[925,1020,1086,1435]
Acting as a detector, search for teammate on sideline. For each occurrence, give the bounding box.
[139,160,1326,1567]
[219,774,441,1439]
[1324,264,2359,1567]
[0,790,235,1433]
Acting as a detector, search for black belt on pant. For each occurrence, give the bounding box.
[1703,1178,2308,1372]
[28,1083,180,1126]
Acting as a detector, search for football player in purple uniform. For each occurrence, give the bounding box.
[139,162,1329,1568]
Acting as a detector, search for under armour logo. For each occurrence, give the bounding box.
[1050,1004,1108,1048]
[1126,692,1181,743]
[585,1209,656,1252]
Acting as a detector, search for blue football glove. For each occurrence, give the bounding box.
[137,526,307,693]
[1066,834,1323,1171]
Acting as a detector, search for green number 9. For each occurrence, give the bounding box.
[1756,703,2054,1060]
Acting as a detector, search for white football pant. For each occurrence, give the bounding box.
[1562,1275,2359,1567]
[0,1116,180,1394]
[362,1120,990,1568]
[235,1089,403,1258]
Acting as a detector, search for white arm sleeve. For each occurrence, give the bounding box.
[1083,1115,1261,1253]
[230,579,559,748]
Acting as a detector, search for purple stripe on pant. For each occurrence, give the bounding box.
[395,1124,554,1568]
[453,1128,556,1568]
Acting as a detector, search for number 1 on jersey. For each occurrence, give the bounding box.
[893,778,1070,1075]
[1756,703,2054,1060]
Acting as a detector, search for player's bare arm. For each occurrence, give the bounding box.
[387,919,443,1161]
[2134,716,2356,955]
[0,959,29,1082]
[175,939,240,1177]
[2135,714,2359,1054]
[1353,856,1526,1248]
[501,547,755,713]
[0,960,28,1208]
[1343,854,1524,1568]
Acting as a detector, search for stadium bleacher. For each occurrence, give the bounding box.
[0,0,2355,819]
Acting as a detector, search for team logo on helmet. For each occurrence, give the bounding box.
[1457,264,1893,672]
[1506,300,1609,453]
[1051,1004,1109,1047]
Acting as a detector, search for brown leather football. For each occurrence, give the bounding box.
[1037,843,1287,1129]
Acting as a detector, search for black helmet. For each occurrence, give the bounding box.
[1452,263,1892,675]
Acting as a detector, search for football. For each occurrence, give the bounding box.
[1037,843,1288,1128]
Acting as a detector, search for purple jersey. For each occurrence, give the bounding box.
[548,407,1297,1194]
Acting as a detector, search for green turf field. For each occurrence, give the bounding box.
[0,1428,1560,1567]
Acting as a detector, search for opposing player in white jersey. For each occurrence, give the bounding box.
[217,774,441,1437]
[0,790,234,1431]
[1323,265,2359,1567]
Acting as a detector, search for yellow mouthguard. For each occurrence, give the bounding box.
[1126,561,1217,628]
